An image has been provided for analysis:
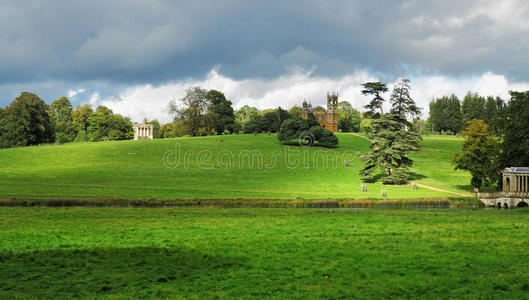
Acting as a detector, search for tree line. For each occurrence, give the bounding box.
[428,92,505,135]
[452,91,529,188]
[0,92,134,148]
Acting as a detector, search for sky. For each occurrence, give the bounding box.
[1,0,529,123]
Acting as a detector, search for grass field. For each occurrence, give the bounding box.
[0,133,472,201]
[1,207,528,298]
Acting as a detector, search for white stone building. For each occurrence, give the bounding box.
[133,123,153,140]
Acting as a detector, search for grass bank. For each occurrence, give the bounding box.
[0,134,471,200]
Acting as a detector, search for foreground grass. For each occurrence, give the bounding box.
[1,207,528,298]
[0,134,470,200]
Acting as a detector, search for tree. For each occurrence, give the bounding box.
[49,96,76,143]
[0,92,54,147]
[453,119,500,187]
[390,78,421,127]
[499,91,529,168]
[86,106,132,141]
[461,92,485,125]
[147,119,161,139]
[207,90,236,134]
[289,105,302,116]
[338,101,361,132]
[168,87,209,136]
[362,82,388,117]
[234,105,258,132]
[73,104,94,141]
[483,96,505,136]
[359,113,421,184]
[243,107,292,134]
[278,116,338,147]
[429,95,462,134]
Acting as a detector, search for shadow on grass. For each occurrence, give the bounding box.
[0,246,245,298]
[407,172,427,181]
[455,184,475,192]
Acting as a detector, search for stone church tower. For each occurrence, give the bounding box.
[326,92,339,132]
[299,92,339,132]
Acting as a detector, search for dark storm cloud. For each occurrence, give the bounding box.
[1,0,529,86]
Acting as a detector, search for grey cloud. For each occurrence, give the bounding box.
[0,0,529,104]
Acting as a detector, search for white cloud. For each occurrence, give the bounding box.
[88,92,100,107]
[67,88,86,98]
[89,69,529,123]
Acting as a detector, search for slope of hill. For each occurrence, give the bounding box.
[0,134,471,200]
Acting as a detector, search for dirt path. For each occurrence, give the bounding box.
[350,133,474,197]
[350,132,371,142]
[407,181,473,197]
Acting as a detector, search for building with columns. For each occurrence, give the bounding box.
[133,123,153,140]
[502,167,529,192]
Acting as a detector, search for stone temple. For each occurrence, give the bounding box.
[134,123,153,140]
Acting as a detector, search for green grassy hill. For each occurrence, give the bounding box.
[0,133,472,200]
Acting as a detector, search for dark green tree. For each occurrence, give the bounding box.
[390,78,421,128]
[207,90,236,134]
[338,101,361,132]
[72,104,94,141]
[483,96,505,136]
[359,113,421,184]
[0,92,54,147]
[49,96,76,143]
[461,92,485,125]
[168,87,209,136]
[453,119,500,187]
[429,95,462,134]
[499,91,529,168]
[278,116,338,147]
[362,82,388,118]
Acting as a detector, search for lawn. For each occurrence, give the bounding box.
[0,133,470,200]
[1,207,528,298]
[410,135,473,193]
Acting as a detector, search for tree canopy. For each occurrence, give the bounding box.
[362,82,388,117]
[0,92,54,147]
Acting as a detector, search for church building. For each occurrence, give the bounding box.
[299,93,339,132]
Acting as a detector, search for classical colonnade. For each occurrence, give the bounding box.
[133,124,153,140]
[504,174,529,193]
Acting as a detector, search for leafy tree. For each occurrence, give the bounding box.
[362,82,388,117]
[235,105,259,131]
[499,91,529,168]
[145,119,161,139]
[289,105,302,116]
[278,116,338,147]
[461,92,485,125]
[73,104,94,141]
[49,96,76,143]
[338,101,361,132]
[168,87,209,136]
[429,95,462,134]
[86,106,132,141]
[359,113,421,184]
[0,92,54,147]
[360,116,372,134]
[453,119,500,187]
[243,107,292,133]
[483,96,505,136]
[390,78,421,128]
[207,90,236,134]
